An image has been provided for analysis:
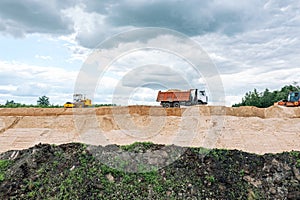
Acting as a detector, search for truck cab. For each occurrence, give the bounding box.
[189,89,208,105]
[198,90,208,105]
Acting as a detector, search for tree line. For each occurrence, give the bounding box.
[0,96,61,108]
[0,96,117,108]
[3,85,299,108]
[232,84,300,108]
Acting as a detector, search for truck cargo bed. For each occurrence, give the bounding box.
[156,91,191,102]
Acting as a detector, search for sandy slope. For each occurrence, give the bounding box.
[0,105,300,154]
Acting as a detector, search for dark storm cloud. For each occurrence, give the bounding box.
[1,0,298,53]
[73,0,282,48]
[0,0,75,36]
[0,0,271,43]
[84,0,266,36]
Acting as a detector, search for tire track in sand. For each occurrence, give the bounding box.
[0,116,24,134]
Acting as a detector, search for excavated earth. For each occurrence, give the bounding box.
[0,143,299,199]
[0,105,300,154]
[0,106,300,199]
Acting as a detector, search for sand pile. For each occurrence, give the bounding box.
[0,105,300,154]
[1,105,300,118]
[264,105,300,118]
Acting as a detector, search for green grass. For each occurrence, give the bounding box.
[205,175,215,183]
[120,141,155,152]
[296,159,300,168]
[0,160,11,182]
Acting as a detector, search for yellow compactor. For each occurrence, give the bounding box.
[64,94,92,108]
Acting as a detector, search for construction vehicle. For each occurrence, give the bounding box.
[64,102,74,108]
[156,89,208,108]
[274,91,300,107]
[64,94,92,108]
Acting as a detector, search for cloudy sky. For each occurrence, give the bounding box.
[0,0,299,106]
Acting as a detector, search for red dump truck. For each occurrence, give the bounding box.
[156,89,208,108]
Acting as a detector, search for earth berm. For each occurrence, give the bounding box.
[0,142,299,199]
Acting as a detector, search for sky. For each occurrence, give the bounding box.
[0,0,299,106]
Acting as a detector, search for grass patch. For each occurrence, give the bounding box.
[0,160,11,182]
[120,142,156,152]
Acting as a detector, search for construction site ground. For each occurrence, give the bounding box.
[0,105,300,155]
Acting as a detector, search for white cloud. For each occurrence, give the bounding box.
[193,21,300,104]
[79,34,221,105]
[0,60,78,104]
[225,95,243,106]
[62,4,133,48]
[220,67,300,104]
[35,54,52,60]
[0,0,299,106]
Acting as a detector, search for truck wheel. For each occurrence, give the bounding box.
[164,102,170,108]
[174,102,180,108]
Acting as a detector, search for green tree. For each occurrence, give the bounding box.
[37,96,50,107]
[5,100,16,106]
[260,88,275,108]
[4,100,22,108]
[233,84,300,108]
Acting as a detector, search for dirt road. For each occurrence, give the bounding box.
[0,106,300,154]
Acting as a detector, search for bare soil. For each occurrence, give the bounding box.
[0,105,300,154]
[0,106,300,199]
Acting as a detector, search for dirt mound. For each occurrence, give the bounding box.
[264,106,300,118]
[1,105,300,118]
[0,143,299,199]
[226,106,265,118]
[0,108,73,116]
[1,105,300,155]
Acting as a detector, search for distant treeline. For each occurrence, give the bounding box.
[233,84,300,108]
[0,96,117,108]
[0,96,60,108]
[0,102,62,108]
